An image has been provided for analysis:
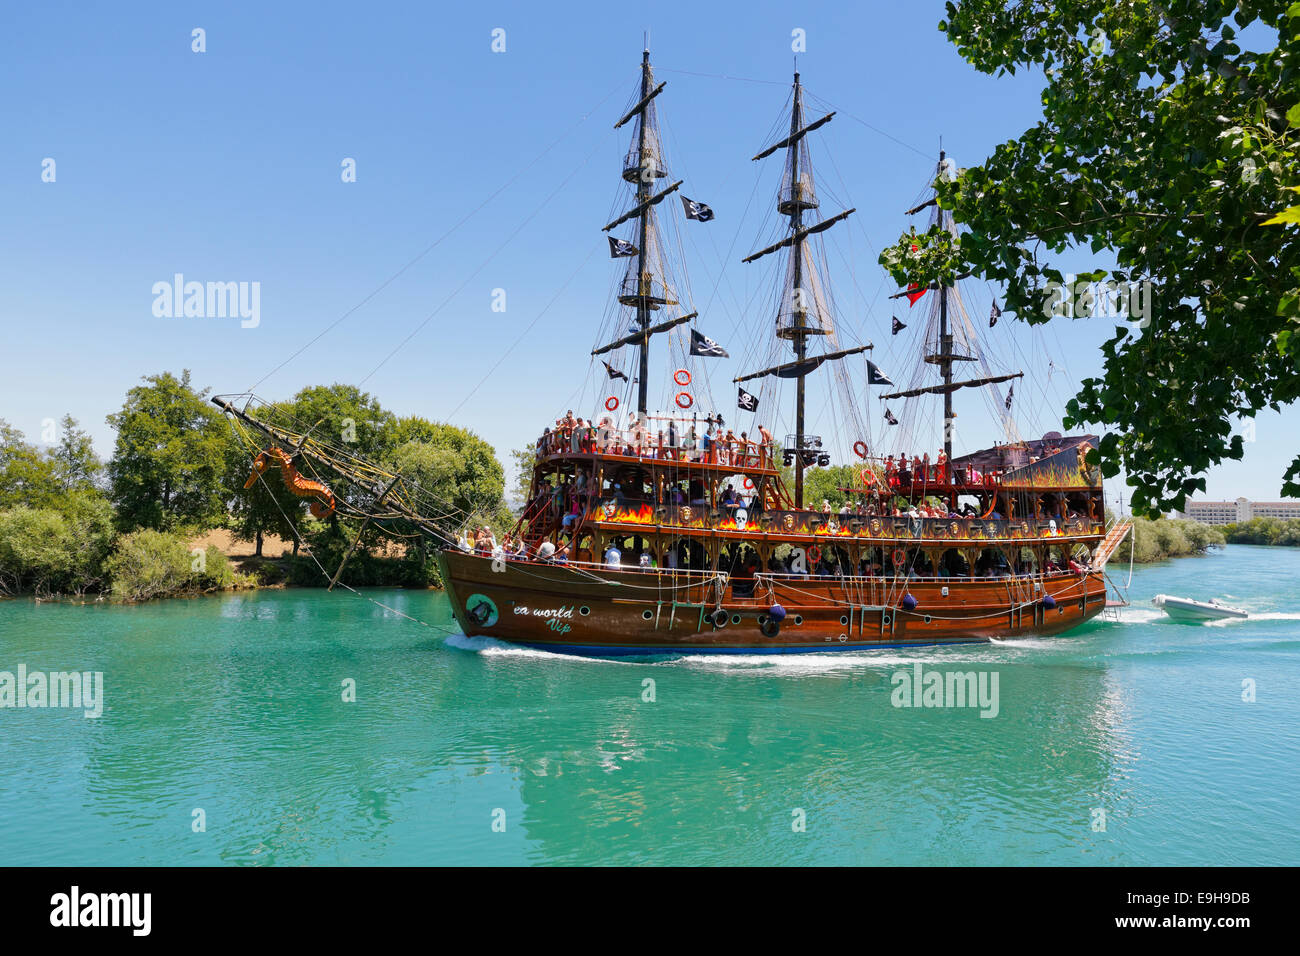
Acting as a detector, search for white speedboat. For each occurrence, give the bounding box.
[1152,594,1249,623]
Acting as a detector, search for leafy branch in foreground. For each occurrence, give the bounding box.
[880,0,1300,516]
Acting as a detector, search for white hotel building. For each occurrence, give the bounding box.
[1175,497,1300,525]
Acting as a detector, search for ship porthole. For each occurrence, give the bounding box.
[731,614,742,625]
[758,614,768,624]
[641,610,653,620]
[1058,607,1064,614]
[839,615,848,626]
[883,614,891,625]
[924,615,932,624]
[793,615,803,626]
[579,606,590,616]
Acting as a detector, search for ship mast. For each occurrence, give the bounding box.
[883,152,1023,449]
[634,50,653,415]
[938,150,954,461]
[737,72,860,509]
[598,47,684,417]
[788,74,810,509]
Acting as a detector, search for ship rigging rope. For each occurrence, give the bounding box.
[246,81,625,395]
[355,128,616,396]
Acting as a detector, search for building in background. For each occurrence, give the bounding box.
[1175,497,1300,525]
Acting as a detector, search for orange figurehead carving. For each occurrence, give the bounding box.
[244,447,337,519]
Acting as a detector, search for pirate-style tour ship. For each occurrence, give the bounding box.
[216,49,1133,656]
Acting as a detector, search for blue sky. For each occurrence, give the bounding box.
[1,0,1293,508]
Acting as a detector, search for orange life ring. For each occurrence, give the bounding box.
[605,396,619,411]
[853,440,868,459]
[806,545,822,564]
[742,476,754,490]
[674,368,692,386]
[675,391,693,409]
[891,548,907,567]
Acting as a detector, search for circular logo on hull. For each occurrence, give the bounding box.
[465,593,499,628]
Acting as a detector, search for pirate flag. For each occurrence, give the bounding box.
[891,315,906,335]
[737,386,759,412]
[884,408,899,426]
[682,196,715,222]
[1004,385,1014,410]
[608,236,639,258]
[990,298,1002,328]
[603,360,628,382]
[867,361,894,386]
[689,328,729,357]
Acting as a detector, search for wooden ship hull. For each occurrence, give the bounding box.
[437,549,1110,655]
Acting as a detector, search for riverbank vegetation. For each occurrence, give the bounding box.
[1222,517,1300,546]
[1128,516,1225,564]
[0,371,511,601]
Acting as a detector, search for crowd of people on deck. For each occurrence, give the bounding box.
[538,411,776,467]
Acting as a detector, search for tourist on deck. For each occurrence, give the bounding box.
[757,424,775,464]
[604,543,622,568]
[561,496,582,531]
[639,550,653,569]
[667,420,679,457]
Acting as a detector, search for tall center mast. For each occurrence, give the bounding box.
[737,72,864,509]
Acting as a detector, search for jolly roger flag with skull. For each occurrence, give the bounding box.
[689,329,729,357]
[682,196,714,221]
[891,315,906,335]
[866,361,894,386]
[1005,384,1014,410]
[603,360,628,382]
[608,236,639,258]
[737,387,759,412]
[990,298,1002,328]
[884,408,899,426]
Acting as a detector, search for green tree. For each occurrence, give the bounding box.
[106,370,235,531]
[0,420,60,510]
[881,1,1300,516]
[48,414,103,493]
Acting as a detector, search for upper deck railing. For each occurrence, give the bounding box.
[536,426,777,472]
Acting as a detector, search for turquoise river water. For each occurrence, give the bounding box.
[1,544,1297,865]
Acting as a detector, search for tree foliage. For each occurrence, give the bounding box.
[1223,515,1300,544]
[106,371,235,531]
[882,1,1300,516]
